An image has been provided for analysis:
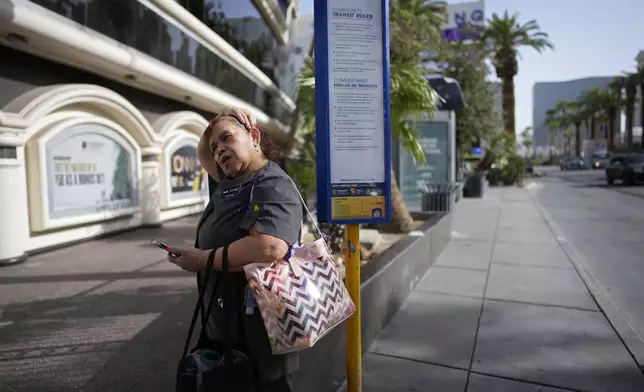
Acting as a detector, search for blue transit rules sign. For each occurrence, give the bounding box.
[314,0,392,224]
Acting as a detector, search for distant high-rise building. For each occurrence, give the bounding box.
[532,76,618,154]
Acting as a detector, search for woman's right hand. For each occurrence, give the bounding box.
[220,106,256,130]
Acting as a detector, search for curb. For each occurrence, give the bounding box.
[524,181,644,372]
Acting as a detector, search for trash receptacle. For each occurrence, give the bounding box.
[419,183,459,213]
[463,171,486,198]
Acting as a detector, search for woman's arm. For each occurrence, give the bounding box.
[168,225,287,272]
[197,135,221,183]
[167,172,301,273]
[211,225,288,270]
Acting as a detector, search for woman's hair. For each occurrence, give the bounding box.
[205,115,280,161]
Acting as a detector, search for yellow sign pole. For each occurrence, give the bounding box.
[345,223,362,392]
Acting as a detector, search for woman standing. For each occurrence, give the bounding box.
[168,107,302,392]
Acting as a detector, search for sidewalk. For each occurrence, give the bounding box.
[0,217,200,391]
[363,186,644,392]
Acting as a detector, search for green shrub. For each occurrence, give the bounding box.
[501,154,525,185]
[486,168,502,186]
[486,154,525,186]
[286,157,316,202]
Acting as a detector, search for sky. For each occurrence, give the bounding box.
[297,0,644,133]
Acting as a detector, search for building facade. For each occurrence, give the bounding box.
[0,0,306,265]
[532,76,618,155]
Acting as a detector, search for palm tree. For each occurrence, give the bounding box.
[544,100,572,158]
[391,0,447,64]
[545,108,560,160]
[623,72,638,147]
[636,65,644,144]
[563,129,575,155]
[483,11,554,136]
[283,44,316,159]
[561,100,585,156]
[609,77,626,148]
[520,126,533,156]
[603,80,624,151]
[435,34,501,155]
[579,87,605,141]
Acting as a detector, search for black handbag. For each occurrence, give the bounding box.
[175,245,256,392]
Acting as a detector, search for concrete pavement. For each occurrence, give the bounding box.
[364,186,644,392]
[530,168,644,369]
[0,217,199,391]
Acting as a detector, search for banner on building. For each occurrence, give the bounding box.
[45,128,139,220]
[399,121,450,207]
[168,142,208,203]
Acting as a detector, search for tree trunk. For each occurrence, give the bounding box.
[640,82,644,145]
[575,123,581,156]
[501,76,516,136]
[590,117,596,140]
[626,100,634,147]
[608,114,615,152]
[375,165,415,234]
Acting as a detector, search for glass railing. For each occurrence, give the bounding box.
[28,0,292,124]
[180,1,283,84]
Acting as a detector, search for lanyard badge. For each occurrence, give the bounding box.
[244,285,258,315]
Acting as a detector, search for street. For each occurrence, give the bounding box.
[547,168,644,200]
[529,167,644,367]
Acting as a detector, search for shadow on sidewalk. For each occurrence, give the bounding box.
[0,216,210,391]
[0,282,199,392]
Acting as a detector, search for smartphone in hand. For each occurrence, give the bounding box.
[151,239,179,257]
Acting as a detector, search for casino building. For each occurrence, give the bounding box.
[0,0,310,265]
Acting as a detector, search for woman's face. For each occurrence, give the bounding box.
[208,118,258,177]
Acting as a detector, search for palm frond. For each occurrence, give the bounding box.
[483,11,554,76]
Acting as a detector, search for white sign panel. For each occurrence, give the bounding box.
[444,1,485,29]
[327,2,386,185]
[45,126,139,219]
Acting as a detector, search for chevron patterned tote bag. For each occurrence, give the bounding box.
[243,186,356,355]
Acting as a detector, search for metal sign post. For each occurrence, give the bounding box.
[314,1,392,391]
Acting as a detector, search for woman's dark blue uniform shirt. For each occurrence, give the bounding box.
[194,161,302,383]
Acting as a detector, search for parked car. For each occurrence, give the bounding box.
[605,154,644,185]
[591,152,612,169]
[560,156,586,171]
